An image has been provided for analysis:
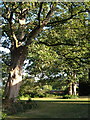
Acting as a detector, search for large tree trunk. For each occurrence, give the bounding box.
[5,46,28,100]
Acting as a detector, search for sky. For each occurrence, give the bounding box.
[0,47,10,53]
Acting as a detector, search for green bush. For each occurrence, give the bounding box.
[1,112,7,120]
[45,93,56,98]
[63,95,79,99]
[3,99,37,115]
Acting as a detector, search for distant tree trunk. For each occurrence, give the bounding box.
[68,82,72,95]
[5,46,28,100]
[72,82,77,95]
[88,68,90,82]
[72,73,77,95]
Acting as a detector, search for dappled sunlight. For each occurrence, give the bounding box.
[2,2,90,119]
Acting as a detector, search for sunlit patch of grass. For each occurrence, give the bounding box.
[31,97,90,103]
[20,96,90,101]
[20,96,29,100]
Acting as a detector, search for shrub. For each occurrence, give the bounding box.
[2,99,37,115]
[1,112,7,120]
[63,95,79,99]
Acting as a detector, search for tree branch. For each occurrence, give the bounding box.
[38,41,75,46]
[47,9,90,25]
[65,56,89,66]
[25,5,56,46]
[12,32,18,48]
[3,2,9,11]
[2,14,9,21]
[38,2,43,26]
[42,5,56,26]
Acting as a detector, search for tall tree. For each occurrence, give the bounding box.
[2,2,90,100]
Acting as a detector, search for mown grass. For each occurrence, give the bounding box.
[7,98,89,119]
[20,96,90,102]
[31,97,90,101]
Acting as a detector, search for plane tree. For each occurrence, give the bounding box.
[40,12,90,95]
[24,6,90,96]
[2,2,90,100]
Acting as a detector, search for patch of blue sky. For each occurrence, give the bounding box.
[0,47,10,53]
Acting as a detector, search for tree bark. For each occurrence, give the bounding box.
[5,46,28,100]
[72,72,77,95]
[68,82,72,95]
[72,82,77,95]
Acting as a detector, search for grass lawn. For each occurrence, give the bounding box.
[7,98,89,119]
[20,96,90,101]
[31,97,90,102]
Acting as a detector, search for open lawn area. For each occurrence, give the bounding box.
[31,97,90,102]
[7,97,89,119]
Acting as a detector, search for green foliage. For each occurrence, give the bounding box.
[19,77,53,98]
[2,2,90,98]
[3,99,37,115]
[43,84,52,91]
[25,5,89,91]
[1,112,7,120]
[63,95,79,99]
